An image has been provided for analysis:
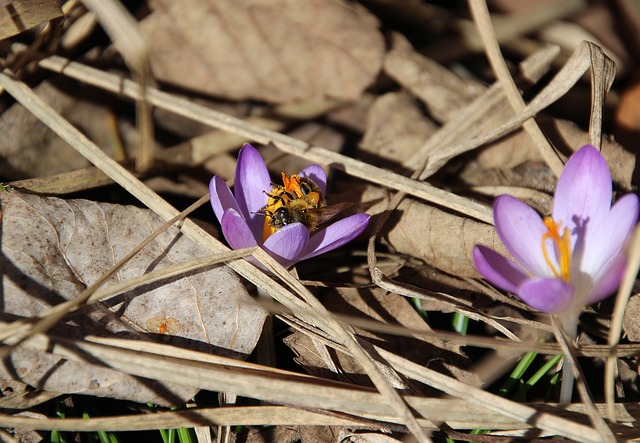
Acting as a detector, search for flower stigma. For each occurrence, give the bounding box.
[541,217,572,281]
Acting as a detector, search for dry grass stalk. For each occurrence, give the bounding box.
[0,1,635,440]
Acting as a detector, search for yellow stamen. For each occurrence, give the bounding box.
[262,172,302,242]
[541,217,572,281]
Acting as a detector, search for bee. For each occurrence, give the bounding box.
[261,173,351,240]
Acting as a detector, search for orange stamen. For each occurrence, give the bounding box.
[282,173,303,197]
[541,217,572,281]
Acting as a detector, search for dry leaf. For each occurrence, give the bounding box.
[338,432,403,443]
[471,118,636,189]
[284,331,407,389]
[0,379,59,409]
[0,0,62,40]
[261,121,346,176]
[489,0,559,12]
[349,184,504,278]
[617,358,640,397]
[1,346,196,407]
[0,81,137,180]
[4,413,45,443]
[285,287,476,390]
[299,425,342,443]
[622,294,640,342]
[360,92,437,172]
[383,33,484,123]
[325,93,376,134]
[242,426,300,443]
[0,190,266,404]
[141,0,385,103]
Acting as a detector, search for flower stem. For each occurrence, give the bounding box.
[558,313,579,404]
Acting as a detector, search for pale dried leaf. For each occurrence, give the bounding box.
[283,331,407,389]
[0,380,59,410]
[0,346,196,406]
[329,288,477,384]
[539,20,627,76]
[0,190,266,404]
[383,33,484,123]
[622,294,640,342]
[299,425,343,443]
[360,92,437,171]
[351,184,504,277]
[82,0,155,172]
[242,426,299,443]
[325,93,375,134]
[0,81,136,180]
[472,118,635,189]
[338,432,403,443]
[0,0,62,40]
[141,0,385,103]
[262,121,346,177]
[285,287,476,390]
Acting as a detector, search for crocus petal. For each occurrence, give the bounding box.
[299,165,327,195]
[517,278,575,314]
[553,145,612,229]
[209,176,241,224]
[581,193,639,277]
[587,251,627,304]
[299,213,370,261]
[473,245,530,294]
[234,144,272,239]
[221,209,259,250]
[494,195,550,277]
[262,223,310,267]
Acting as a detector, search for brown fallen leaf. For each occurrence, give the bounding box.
[360,91,437,172]
[0,190,266,404]
[384,198,501,278]
[141,0,385,103]
[284,286,477,391]
[383,33,484,124]
[2,346,196,407]
[622,294,640,343]
[261,121,347,178]
[471,118,636,189]
[0,379,60,410]
[0,0,62,40]
[0,80,137,180]
[337,183,503,278]
[338,432,405,443]
[299,425,343,443]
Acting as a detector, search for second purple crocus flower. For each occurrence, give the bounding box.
[473,145,639,314]
[209,144,370,269]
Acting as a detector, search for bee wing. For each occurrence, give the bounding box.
[304,202,353,230]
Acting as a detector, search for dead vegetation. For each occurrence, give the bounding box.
[0,0,640,442]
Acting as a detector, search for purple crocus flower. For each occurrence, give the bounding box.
[473,145,639,314]
[209,144,370,269]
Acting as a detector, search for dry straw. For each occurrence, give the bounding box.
[0,0,637,441]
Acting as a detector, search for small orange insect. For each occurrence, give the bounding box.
[145,315,181,335]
